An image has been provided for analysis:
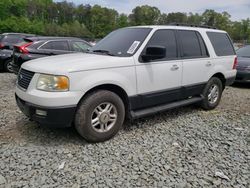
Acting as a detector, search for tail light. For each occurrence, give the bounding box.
[16,42,33,54]
[0,43,4,49]
[233,57,238,69]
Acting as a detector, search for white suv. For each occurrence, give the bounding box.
[15,25,237,142]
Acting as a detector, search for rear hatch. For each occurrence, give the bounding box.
[13,39,34,66]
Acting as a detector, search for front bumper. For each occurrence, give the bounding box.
[235,71,250,83]
[16,94,76,127]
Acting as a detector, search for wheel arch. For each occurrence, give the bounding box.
[211,72,226,89]
[77,84,131,118]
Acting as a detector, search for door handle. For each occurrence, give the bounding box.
[206,61,212,67]
[171,64,179,71]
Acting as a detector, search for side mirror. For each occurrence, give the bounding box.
[141,46,166,62]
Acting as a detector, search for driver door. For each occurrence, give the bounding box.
[135,29,183,109]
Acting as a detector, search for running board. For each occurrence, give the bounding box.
[130,97,203,119]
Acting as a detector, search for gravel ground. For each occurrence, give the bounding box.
[0,73,249,188]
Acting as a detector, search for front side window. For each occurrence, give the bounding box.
[207,32,235,56]
[90,28,152,57]
[143,29,178,60]
[179,30,203,58]
[40,41,69,51]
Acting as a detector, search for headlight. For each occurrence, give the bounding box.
[37,74,69,92]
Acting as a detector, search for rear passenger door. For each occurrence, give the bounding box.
[178,30,210,98]
[39,40,71,55]
[136,29,183,109]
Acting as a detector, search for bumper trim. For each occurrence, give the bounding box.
[16,94,76,127]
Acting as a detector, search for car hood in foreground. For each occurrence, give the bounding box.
[21,53,134,75]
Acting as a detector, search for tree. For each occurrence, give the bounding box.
[129,5,161,25]
[166,12,188,24]
[117,14,129,28]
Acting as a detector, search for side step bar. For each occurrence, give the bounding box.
[130,97,203,119]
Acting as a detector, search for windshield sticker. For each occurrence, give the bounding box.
[127,41,140,54]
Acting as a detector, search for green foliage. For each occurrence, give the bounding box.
[0,1,249,42]
[129,5,161,25]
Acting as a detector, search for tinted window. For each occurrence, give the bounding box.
[236,45,250,58]
[179,30,202,58]
[72,41,90,52]
[1,35,22,44]
[91,28,152,57]
[40,41,69,51]
[144,30,177,60]
[207,32,235,56]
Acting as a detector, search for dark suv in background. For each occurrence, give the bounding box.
[0,33,35,72]
[235,44,250,83]
[11,37,91,74]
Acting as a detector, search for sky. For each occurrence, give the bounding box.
[55,0,250,21]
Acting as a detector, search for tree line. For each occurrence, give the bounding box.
[0,0,249,42]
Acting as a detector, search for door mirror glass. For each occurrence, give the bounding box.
[141,46,166,62]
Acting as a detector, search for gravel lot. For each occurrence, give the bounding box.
[0,73,249,188]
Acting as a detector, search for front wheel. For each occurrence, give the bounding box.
[4,60,13,72]
[75,90,125,142]
[201,77,223,110]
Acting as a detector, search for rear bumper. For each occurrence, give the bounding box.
[235,71,250,83]
[225,76,236,86]
[16,94,76,127]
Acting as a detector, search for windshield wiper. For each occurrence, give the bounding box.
[92,50,115,56]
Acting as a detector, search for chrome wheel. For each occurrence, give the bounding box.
[91,102,117,133]
[208,84,219,104]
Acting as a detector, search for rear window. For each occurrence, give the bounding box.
[1,35,22,44]
[236,45,250,58]
[207,32,235,56]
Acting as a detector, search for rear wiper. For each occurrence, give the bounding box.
[92,50,115,56]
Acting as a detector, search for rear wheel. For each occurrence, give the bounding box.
[201,77,223,110]
[4,59,13,72]
[75,90,125,142]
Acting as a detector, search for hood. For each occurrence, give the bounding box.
[22,53,134,75]
[237,56,250,67]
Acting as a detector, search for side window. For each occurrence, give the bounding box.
[143,30,177,60]
[71,41,90,52]
[40,41,69,51]
[179,30,203,58]
[207,32,235,56]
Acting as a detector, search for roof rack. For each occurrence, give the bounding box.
[169,23,217,30]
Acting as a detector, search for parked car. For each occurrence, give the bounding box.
[0,33,35,72]
[11,37,91,74]
[15,25,237,142]
[235,45,250,83]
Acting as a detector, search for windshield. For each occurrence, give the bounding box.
[237,45,250,57]
[90,28,152,57]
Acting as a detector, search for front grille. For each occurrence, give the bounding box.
[18,69,35,90]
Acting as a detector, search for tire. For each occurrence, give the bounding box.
[75,90,125,143]
[201,77,223,110]
[4,59,13,72]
